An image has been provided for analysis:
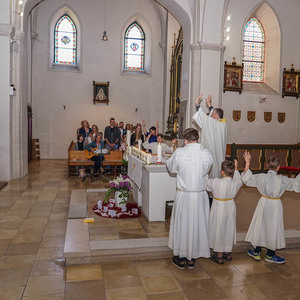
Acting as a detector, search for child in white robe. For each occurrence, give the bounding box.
[242,152,300,264]
[207,159,242,264]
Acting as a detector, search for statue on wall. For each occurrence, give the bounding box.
[96,88,106,101]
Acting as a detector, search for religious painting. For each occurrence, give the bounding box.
[223,60,243,94]
[282,66,300,98]
[93,81,109,104]
[264,112,272,123]
[247,111,256,122]
[233,110,241,121]
[278,112,286,123]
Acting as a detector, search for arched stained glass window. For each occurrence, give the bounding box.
[242,18,265,82]
[124,22,145,71]
[54,15,77,65]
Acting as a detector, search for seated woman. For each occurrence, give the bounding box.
[89,124,99,143]
[130,123,144,145]
[78,120,92,146]
[85,133,105,176]
[143,133,177,155]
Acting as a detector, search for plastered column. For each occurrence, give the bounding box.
[0,24,13,180]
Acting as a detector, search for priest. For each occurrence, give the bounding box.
[192,94,227,179]
[167,128,213,270]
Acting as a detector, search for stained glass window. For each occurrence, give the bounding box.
[242,18,265,82]
[124,22,145,71]
[54,15,77,65]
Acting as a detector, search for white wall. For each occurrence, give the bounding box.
[222,0,300,144]
[31,0,165,158]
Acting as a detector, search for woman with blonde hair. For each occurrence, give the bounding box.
[130,123,144,145]
[78,120,91,146]
[89,124,99,143]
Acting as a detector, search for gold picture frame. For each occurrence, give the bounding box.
[282,66,300,99]
[93,81,109,105]
[223,60,243,94]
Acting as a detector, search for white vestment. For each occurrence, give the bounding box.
[142,141,173,155]
[242,170,300,251]
[167,143,213,260]
[207,170,242,252]
[192,107,227,178]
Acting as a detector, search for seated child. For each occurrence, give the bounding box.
[242,152,300,264]
[119,136,126,152]
[207,159,242,264]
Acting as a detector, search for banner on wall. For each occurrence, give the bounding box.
[232,110,241,121]
[264,112,272,123]
[247,111,256,122]
[278,112,286,123]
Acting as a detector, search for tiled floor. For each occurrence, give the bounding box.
[87,191,170,241]
[0,159,300,299]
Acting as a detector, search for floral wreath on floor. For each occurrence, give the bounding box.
[104,174,132,205]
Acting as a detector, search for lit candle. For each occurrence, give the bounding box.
[138,139,142,150]
[157,143,162,163]
[126,130,131,146]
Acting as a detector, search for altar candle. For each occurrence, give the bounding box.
[146,154,151,165]
[157,143,162,163]
[126,130,131,146]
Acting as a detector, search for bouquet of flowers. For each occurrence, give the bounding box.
[104,174,132,204]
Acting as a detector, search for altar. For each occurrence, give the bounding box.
[128,154,176,221]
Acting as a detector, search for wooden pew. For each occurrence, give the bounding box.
[229,143,300,174]
[68,141,123,176]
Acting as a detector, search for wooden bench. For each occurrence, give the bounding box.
[68,141,123,176]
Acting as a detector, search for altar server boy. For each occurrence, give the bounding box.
[207,159,242,264]
[242,152,300,264]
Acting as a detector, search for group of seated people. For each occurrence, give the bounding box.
[74,118,178,176]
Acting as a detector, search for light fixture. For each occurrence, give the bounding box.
[102,31,108,41]
[19,11,24,17]
[227,15,231,21]
[18,0,23,5]
[102,0,108,41]
[226,36,230,41]
[226,27,230,32]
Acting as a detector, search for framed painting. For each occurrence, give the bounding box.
[223,60,243,94]
[282,66,300,99]
[93,81,109,104]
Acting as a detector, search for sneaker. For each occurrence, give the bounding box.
[265,255,286,264]
[186,259,196,270]
[247,250,261,261]
[171,256,185,270]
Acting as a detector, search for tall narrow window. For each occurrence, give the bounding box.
[242,18,265,82]
[54,15,77,65]
[124,22,145,71]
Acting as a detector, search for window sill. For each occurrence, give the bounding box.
[243,82,278,95]
[50,64,81,72]
[121,69,150,77]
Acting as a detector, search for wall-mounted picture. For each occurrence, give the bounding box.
[223,60,243,94]
[282,67,300,98]
[93,81,109,104]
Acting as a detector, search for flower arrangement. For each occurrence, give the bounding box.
[104,174,132,204]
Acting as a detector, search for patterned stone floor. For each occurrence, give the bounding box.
[0,159,300,299]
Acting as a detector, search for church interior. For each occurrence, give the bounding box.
[1,0,300,298]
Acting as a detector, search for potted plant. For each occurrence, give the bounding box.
[104,175,132,206]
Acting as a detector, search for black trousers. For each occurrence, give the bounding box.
[254,246,275,257]
[91,155,104,173]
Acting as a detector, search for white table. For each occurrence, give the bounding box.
[141,164,176,221]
